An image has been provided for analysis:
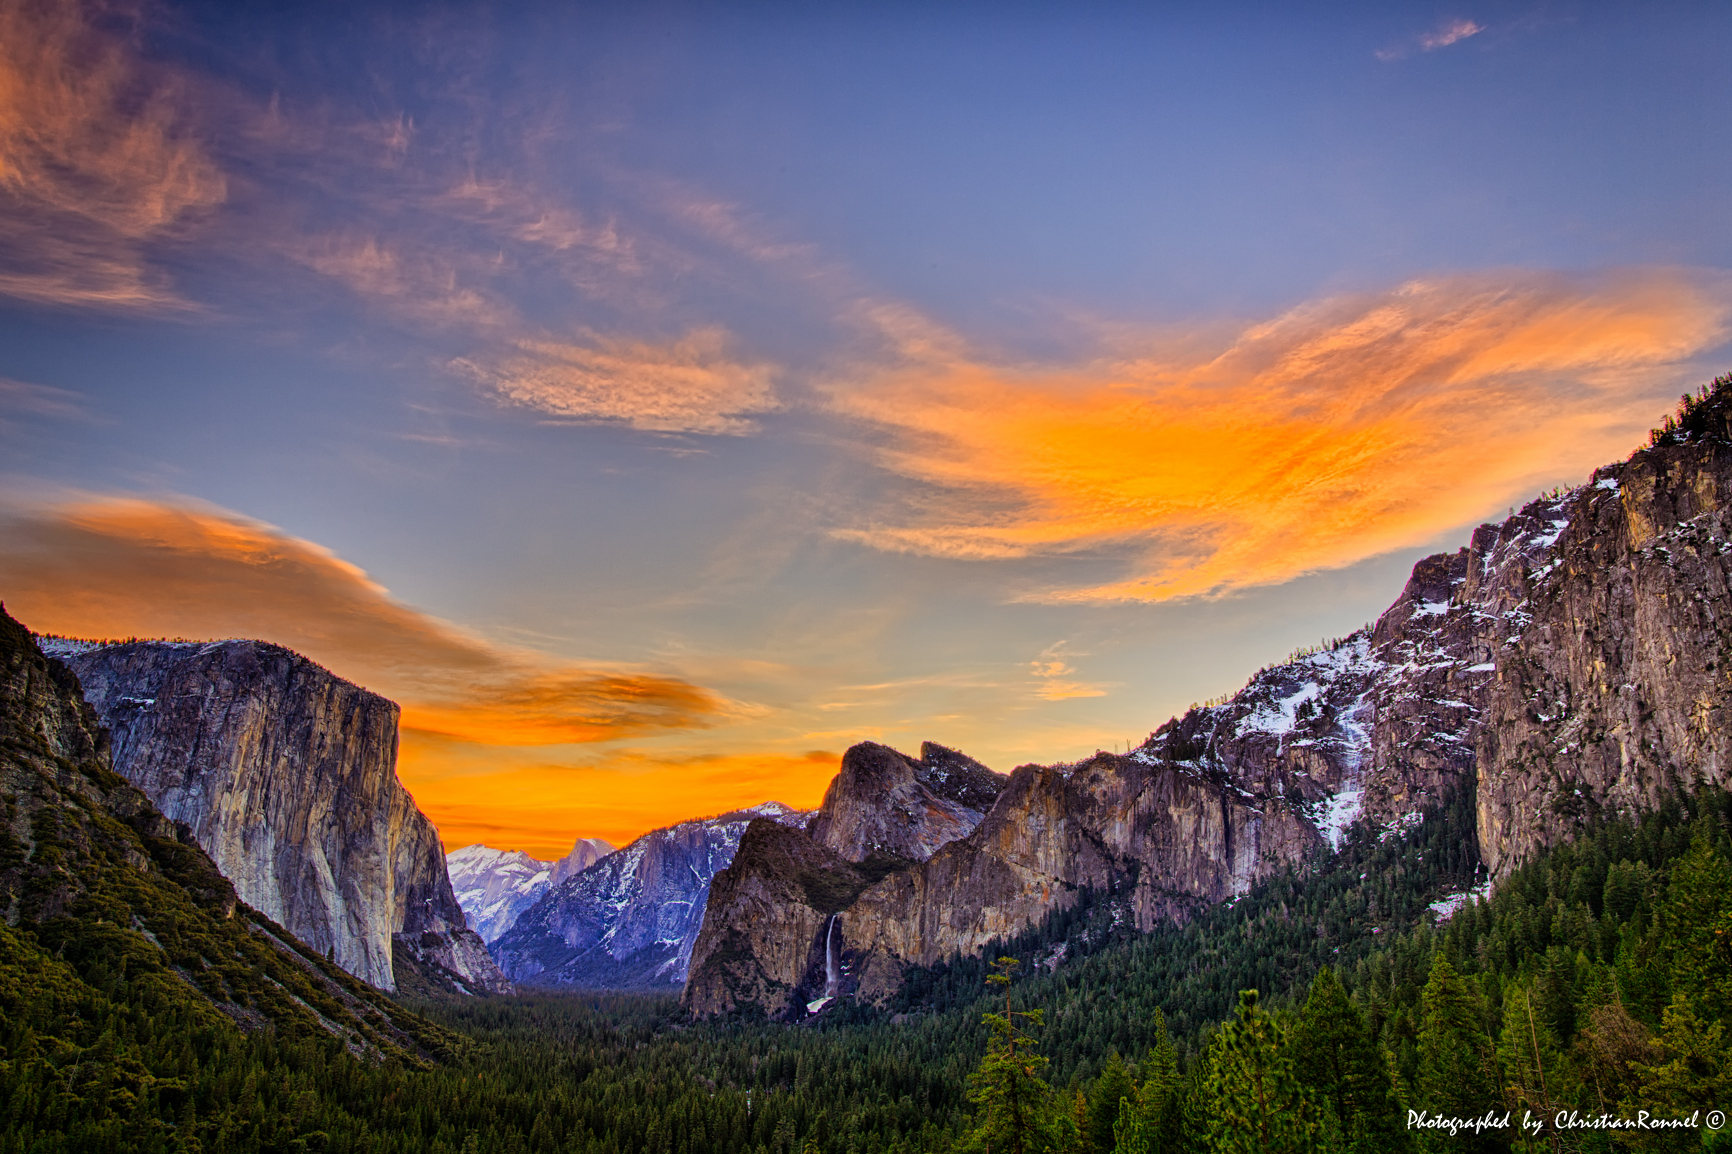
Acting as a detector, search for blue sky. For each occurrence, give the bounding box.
[2,0,1728,852]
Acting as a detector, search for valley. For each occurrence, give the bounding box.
[3,383,1731,1152]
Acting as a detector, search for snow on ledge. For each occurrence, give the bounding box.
[1428,880,1492,921]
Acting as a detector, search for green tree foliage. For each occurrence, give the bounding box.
[1292,967,1409,1153]
[964,957,1054,1154]
[1083,1053,1134,1154]
[6,641,1729,1154]
[1414,956,1502,1150]
[1201,990,1326,1154]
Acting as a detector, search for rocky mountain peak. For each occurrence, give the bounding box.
[548,836,616,886]
[489,802,810,989]
[805,740,1007,865]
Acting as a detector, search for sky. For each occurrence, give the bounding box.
[1,0,1729,857]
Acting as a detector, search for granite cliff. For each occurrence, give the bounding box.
[683,738,1316,1016]
[806,741,1006,864]
[491,802,807,988]
[0,605,446,1056]
[684,381,1732,1018]
[49,638,509,995]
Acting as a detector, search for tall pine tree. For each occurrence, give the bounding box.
[1202,990,1327,1154]
[1292,966,1410,1152]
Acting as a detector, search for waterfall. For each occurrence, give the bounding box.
[823,914,840,997]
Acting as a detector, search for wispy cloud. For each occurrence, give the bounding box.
[0,377,95,423]
[293,233,515,330]
[0,495,724,743]
[1029,641,1110,700]
[1377,17,1485,61]
[825,269,1730,601]
[0,0,225,308]
[454,327,779,435]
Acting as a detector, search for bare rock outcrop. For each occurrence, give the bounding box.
[51,638,509,994]
[683,741,1317,1016]
[681,818,885,1017]
[1472,444,1732,875]
[805,741,1007,864]
[547,836,616,886]
[0,605,446,1056]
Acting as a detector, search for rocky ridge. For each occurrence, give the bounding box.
[549,836,616,886]
[491,801,808,988]
[683,386,1732,1018]
[806,741,1007,864]
[447,837,615,944]
[49,638,510,994]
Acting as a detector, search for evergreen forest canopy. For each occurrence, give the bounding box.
[4,762,1729,1152]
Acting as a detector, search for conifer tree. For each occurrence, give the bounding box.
[1655,828,1732,1025]
[1110,1012,1180,1154]
[1630,994,1731,1137]
[1086,1053,1136,1154]
[1202,990,1323,1154]
[965,957,1055,1154]
[1414,957,1503,1154]
[1292,966,1409,1152]
[1494,982,1569,1152]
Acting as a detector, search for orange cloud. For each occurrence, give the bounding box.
[1029,642,1110,701]
[401,736,836,855]
[0,0,225,308]
[827,270,1730,601]
[293,233,517,331]
[454,327,779,435]
[0,496,722,744]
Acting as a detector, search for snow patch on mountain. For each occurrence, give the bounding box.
[447,834,618,943]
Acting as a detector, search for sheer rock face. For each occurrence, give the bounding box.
[1473,444,1732,876]
[680,819,873,1017]
[491,802,807,989]
[548,837,615,887]
[805,741,1007,864]
[684,432,1732,1016]
[0,610,220,927]
[52,639,509,994]
[682,746,1317,1017]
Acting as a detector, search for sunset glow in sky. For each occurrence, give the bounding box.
[3,0,1729,856]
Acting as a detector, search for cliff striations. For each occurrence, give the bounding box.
[50,638,509,994]
[683,741,1315,1017]
[491,802,807,988]
[0,605,446,1056]
[684,381,1732,1017]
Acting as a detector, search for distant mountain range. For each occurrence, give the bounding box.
[445,837,614,943]
[14,380,1732,1023]
[488,802,809,989]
